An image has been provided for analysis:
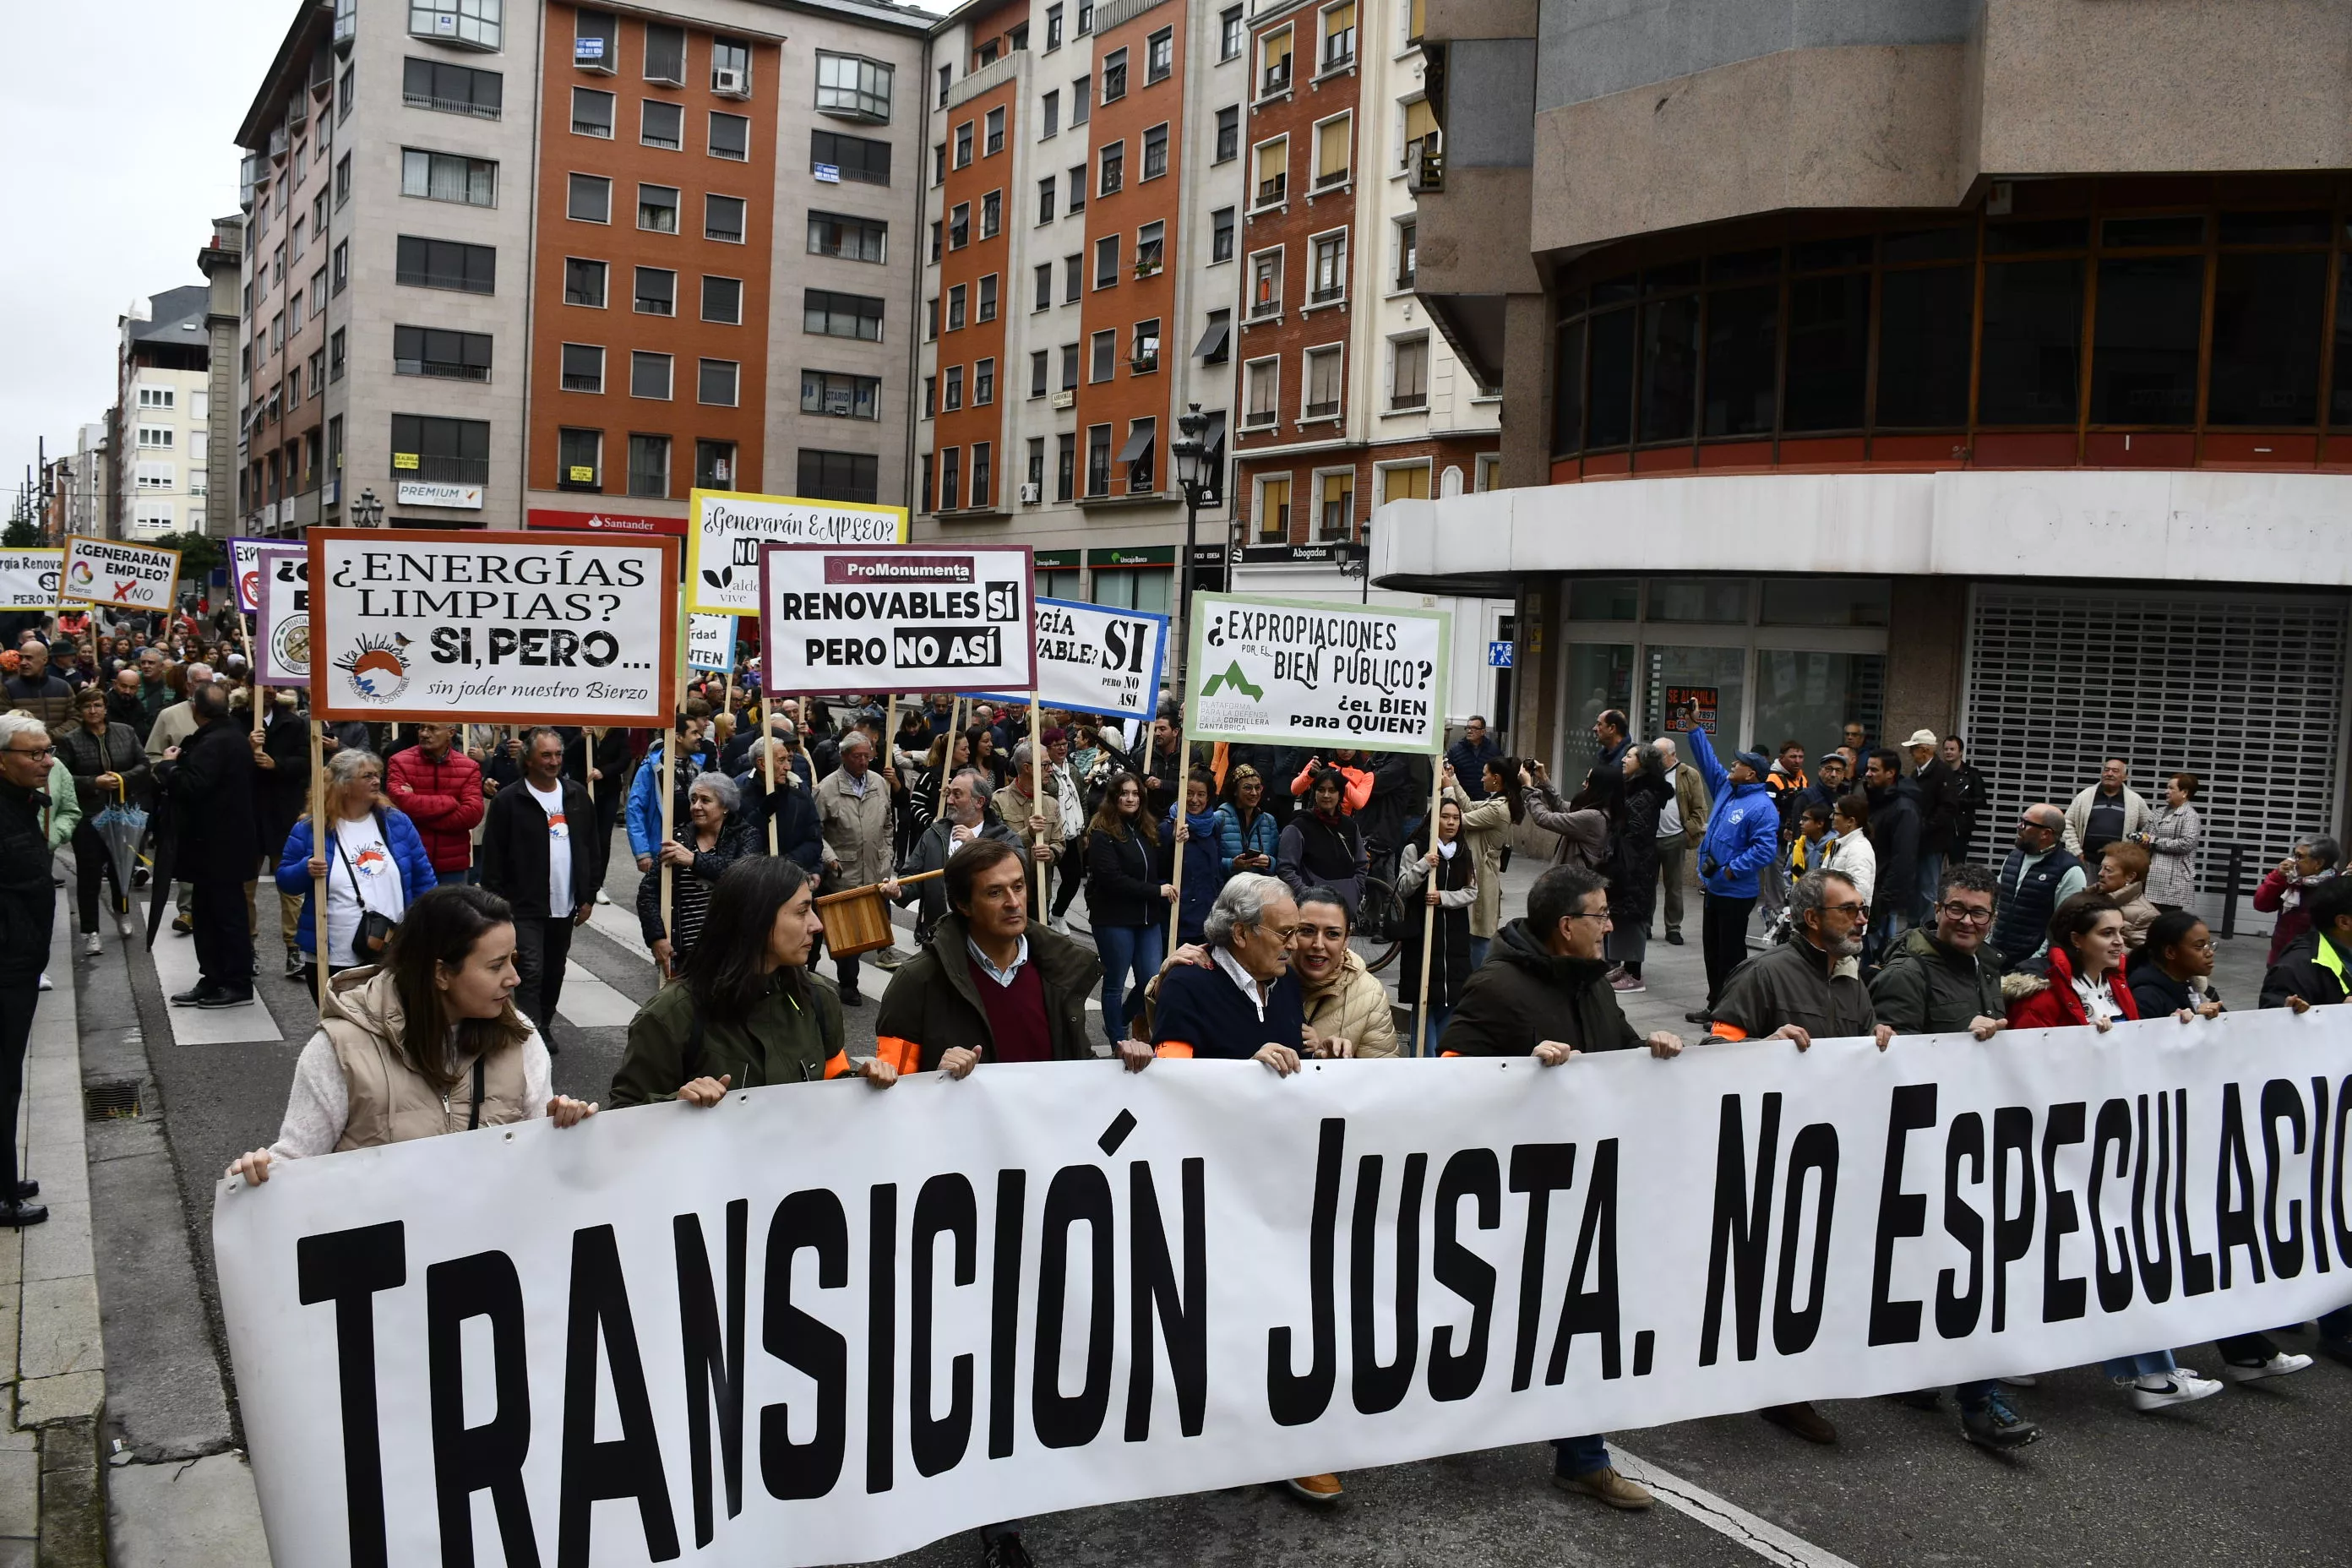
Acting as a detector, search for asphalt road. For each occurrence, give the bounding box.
[83,828,2352,1567]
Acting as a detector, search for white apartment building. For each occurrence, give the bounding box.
[117,286,216,542]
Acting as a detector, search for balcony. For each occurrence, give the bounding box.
[395,355,491,383]
[1249,294,1280,320]
[1260,60,1292,99]
[1319,33,1354,74]
[1308,283,1342,305]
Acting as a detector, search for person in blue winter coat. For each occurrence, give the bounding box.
[1215,765,1282,875]
[624,707,717,869]
[1671,706,1781,1021]
[1167,770,1226,946]
[275,748,439,976]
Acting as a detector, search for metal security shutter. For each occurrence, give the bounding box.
[1962,585,2348,901]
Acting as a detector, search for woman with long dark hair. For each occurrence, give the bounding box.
[1444,755,1522,972]
[1604,742,1674,992]
[1397,798,1477,1050]
[613,858,898,1104]
[1277,767,1368,917]
[224,885,596,1182]
[1086,770,1172,1044]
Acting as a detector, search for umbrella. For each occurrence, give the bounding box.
[144,781,178,951]
[89,781,146,917]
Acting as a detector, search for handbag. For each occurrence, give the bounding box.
[337,821,400,964]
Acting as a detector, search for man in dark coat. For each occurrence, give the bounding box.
[1862,749,1923,964]
[165,683,259,1006]
[0,713,57,1224]
[478,727,597,1043]
[1445,716,1500,801]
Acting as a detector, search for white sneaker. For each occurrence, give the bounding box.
[82,934,101,956]
[2122,1368,2223,1411]
[595,888,612,905]
[35,973,50,993]
[2223,1352,2312,1383]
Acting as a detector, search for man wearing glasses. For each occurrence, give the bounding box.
[1707,867,1892,1447]
[0,713,57,1226]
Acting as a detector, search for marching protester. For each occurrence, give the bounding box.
[1288,748,1371,816]
[1082,770,1170,1043]
[1357,747,1426,891]
[1289,885,1398,1059]
[2141,772,2202,912]
[614,858,899,1104]
[1439,863,1682,1510]
[2063,757,2148,863]
[1991,803,2086,967]
[0,714,57,1226]
[999,739,1064,919]
[1761,740,1808,924]
[738,737,825,874]
[625,701,716,874]
[2,640,75,731]
[254,691,311,971]
[224,885,596,1184]
[1869,864,2007,1042]
[476,728,596,1045]
[1044,728,1094,932]
[814,731,896,1005]
[899,767,1020,956]
[1668,712,1779,1025]
[2260,873,2352,1011]
[277,748,437,983]
[638,772,756,979]
[906,728,973,860]
[1396,796,1476,1047]
[57,683,146,956]
[1521,759,1607,871]
[1442,756,1517,970]
[2252,833,2337,965]
[1140,700,1189,819]
[1277,765,1369,917]
[1861,749,1922,963]
[2130,907,2225,1020]
[384,721,483,888]
[1653,733,1707,947]
[165,683,258,1008]
[1165,769,1221,947]
[2093,840,2160,950]
[1215,763,1281,879]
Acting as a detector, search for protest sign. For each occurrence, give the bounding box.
[0,550,63,610]
[760,543,1034,694]
[687,488,908,617]
[230,536,270,613]
[60,535,180,612]
[1185,592,1449,754]
[253,545,312,688]
[973,597,1167,721]
[687,612,737,673]
[307,529,678,724]
[216,1010,2352,1566]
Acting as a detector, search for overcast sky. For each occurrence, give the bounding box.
[0,0,955,502]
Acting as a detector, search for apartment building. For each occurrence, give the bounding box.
[195,217,247,538]
[913,0,1246,619]
[233,0,926,539]
[65,425,111,540]
[115,286,215,542]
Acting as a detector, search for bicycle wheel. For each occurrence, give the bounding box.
[1356,876,1406,974]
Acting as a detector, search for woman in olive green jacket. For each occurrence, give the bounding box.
[612,858,898,1106]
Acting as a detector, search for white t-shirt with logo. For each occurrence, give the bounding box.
[326,815,404,965]
[530,781,573,914]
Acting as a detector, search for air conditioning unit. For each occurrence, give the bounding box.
[1019,482,1042,504]
[712,67,749,97]
[1052,389,1075,409]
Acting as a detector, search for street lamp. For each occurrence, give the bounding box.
[352,487,384,530]
[1169,403,1211,707]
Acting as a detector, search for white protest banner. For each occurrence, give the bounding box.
[687,487,908,616]
[61,534,181,612]
[1187,592,1449,754]
[308,529,678,724]
[229,536,270,613]
[252,545,310,688]
[0,550,62,610]
[218,1010,2352,1566]
[687,612,736,672]
[973,597,1167,721]
[760,543,1035,694]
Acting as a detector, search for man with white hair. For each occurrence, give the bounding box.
[814,730,896,1005]
[895,766,1017,949]
[997,738,1059,915]
[0,711,57,1225]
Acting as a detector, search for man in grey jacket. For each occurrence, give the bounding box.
[2062,758,2149,863]
[1652,735,1707,945]
[814,732,896,1005]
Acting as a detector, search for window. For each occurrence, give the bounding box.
[628,434,671,498]
[332,240,350,295]
[986,106,1005,155]
[1212,206,1235,264]
[937,446,961,509]
[1144,26,1174,81]
[340,63,357,122]
[1395,219,1417,290]
[938,63,952,107]
[1131,318,1160,373]
[1071,78,1090,127]
[981,190,1001,237]
[1142,123,1168,181]
[1091,329,1115,382]
[694,275,740,326]
[933,143,946,183]
[1066,164,1086,213]
[638,183,679,231]
[1391,335,1429,410]
[1317,470,1353,538]
[1056,433,1076,499]
[1314,114,1351,188]
[711,37,751,95]
[395,235,495,292]
[1026,437,1045,496]
[978,274,999,321]
[135,385,175,411]
[1305,346,1342,417]
[707,193,747,244]
[571,87,614,136]
[816,53,893,122]
[1123,418,1156,491]
[798,449,879,504]
[1077,1,1094,34]
[1255,139,1288,206]
[975,357,995,404]
[1029,351,1049,397]
[1320,2,1356,69]
[1198,308,1232,365]
[1086,425,1112,494]
[923,375,934,416]
[134,462,174,492]
[805,289,884,340]
[1215,106,1239,163]
[950,203,970,248]
[1255,473,1290,538]
[567,173,611,222]
[401,148,497,205]
[1064,254,1083,301]
[1042,90,1060,138]
[811,130,891,184]
[971,442,993,507]
[948,284,966,329]
[1310,231,1346,302]
[696,439,737,487]
[329,329,346,381]
[1102,48,1128,102]
[644,23,686,84]
[954,120,976,168]
[1047,4,1064,50]
[930,222,943,263]
[136,425,174,448]
[1245,357,1279,426]
[641,101,684,150]
[573,8,617,69]
[560,343,604,392]
[1261,27,1294,95]
[291,217,307,267]
[1136,220,1164,275]
[558,427,602,488]
[1095,234,1119,288]
[698,357,740,406]
[802,370,880,419]
[1099,139,1124,195]
[1380,463,1431,504]
[1222,7,1244,59]
[1060,342,1081,389]
[408,0,502,52]
[706,112,749,162]
[2211,248,2325,426]
[1250,247,1282,316]
[1979,256,2082,425]
[631,351,673,399]
[1038,176,1057,224]
[389,412,489,483]
[404,57,503,117]
[565,258,607,306]
[927,297,939,337]
[394,324,493,380]
[808,210,886,262]
[634,267,677,314]
[313,187,329,237]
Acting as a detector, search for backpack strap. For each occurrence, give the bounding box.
[467,1057,487,1130]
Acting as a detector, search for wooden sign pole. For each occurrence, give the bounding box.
[1029,693,1048,920]
[1410,764,1445,1058]
[309,719,329,1009]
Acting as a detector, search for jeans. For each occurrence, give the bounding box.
[1758,846,1788,918]
[1467,934,1491,972]
[1415,1004,1454,1057]
[1955,1379,2000,1409]
[2102,1350,2176,1380]
[190,876,253,994]
[1654,837,1687,936]
[1914,850,1945,928]
[1094,922,1164,1044]
[1551,1434,1610,1478]
[513,915,576,1039]
[1701,893,1757,1008]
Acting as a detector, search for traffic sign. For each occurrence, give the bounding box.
[1487,640,1515,667]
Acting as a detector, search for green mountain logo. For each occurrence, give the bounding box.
[1200,661,1264,701]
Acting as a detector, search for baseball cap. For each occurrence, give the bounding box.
[1903,728,1938,748]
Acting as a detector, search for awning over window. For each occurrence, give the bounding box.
[1117,425,1155,462]
[1193,317,1231,361]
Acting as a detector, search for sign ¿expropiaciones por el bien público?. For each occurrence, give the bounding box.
[760,543,1036,694]
[1184,591,1450,755]
[60,535,181,612]
[306,528,679,725]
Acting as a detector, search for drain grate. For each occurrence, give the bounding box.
[84,1081,142,1121]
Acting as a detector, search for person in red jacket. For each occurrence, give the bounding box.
[384,721,486,882]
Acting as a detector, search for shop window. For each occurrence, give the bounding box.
[1873,268,1971,429]
[1978,259,2082,424]
[1637,292,1699,443]
[1647,578,1748,623]
[1782,273,1868,432]
[2208,251,2326,426]
[2089,254,2202,426]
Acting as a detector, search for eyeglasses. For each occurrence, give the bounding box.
[1820,901,1866,917]
[5,745,55,760]
[1937,902,1995,924]
[1258,923,1301,940]
[1565,910,1613,923]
